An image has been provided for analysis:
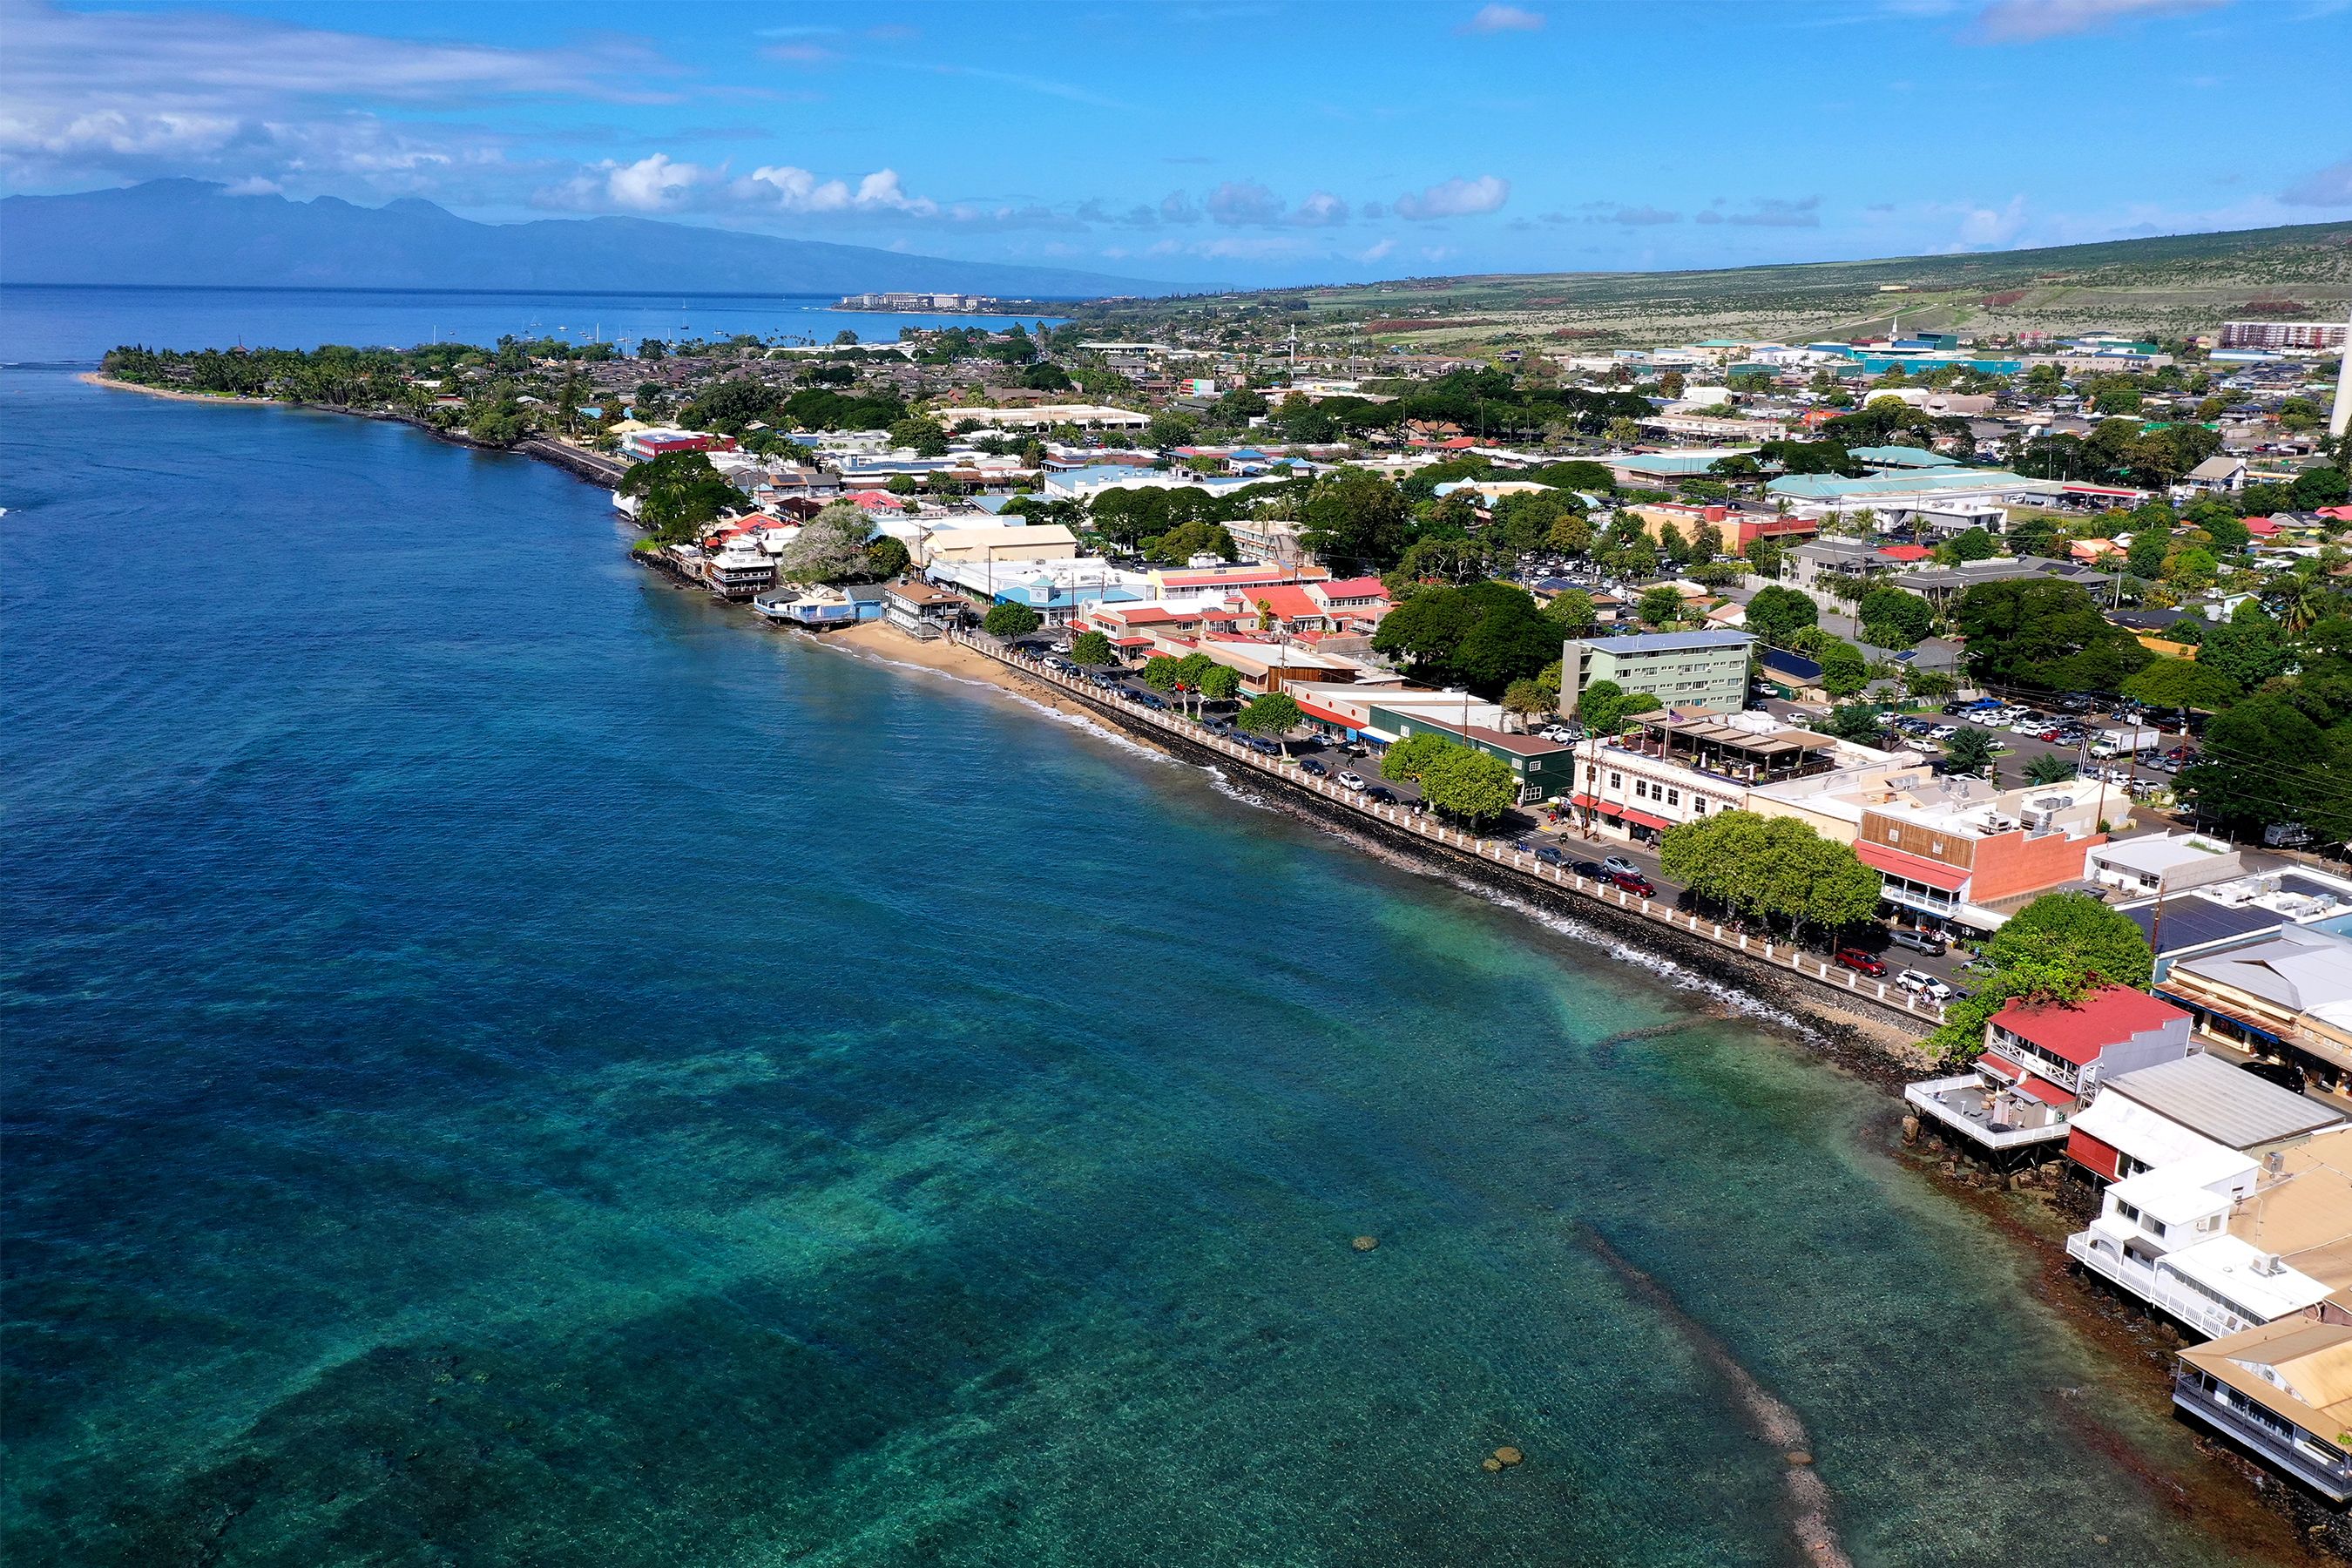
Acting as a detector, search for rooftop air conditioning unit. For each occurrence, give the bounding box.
[2254,1253,2285,1277]
[2263,1151,2286,1175]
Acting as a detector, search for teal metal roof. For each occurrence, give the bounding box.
[1767,468,2031,499]
[1848,445,1961,470]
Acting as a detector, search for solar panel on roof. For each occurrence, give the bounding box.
[2134,897,2285,956]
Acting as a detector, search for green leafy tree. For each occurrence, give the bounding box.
[2180,697,2350,840]
[2022,752,2078,787]
[1949,526,1997,562]
[1381,732,1455,783]
[1745,585,1819,645]
[1817,639,1869,698]
[1301,468,1413,574]
[1954,578,2152,693]
[888,416,950,456]
[1576,680,1661,735]
[1821,704,1885,745]
[1142,656,1184,695]
[1502,678,1553,727]
[1070,630,1117,666]
[2121,658,2241,713]
[983,601,1042,639]
[1638,585,1686,627]
[1197,662,1241,706]
[2196,611,2290,693]
[1371,580,1559,696]
[1986,892,2153,988]
[1420,746,1517,826]
[1237,691,1302,741]
[863,536,912,580]
[1545,588,1599,638]
[1856,586,1934,649]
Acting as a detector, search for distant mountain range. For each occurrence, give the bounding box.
[0,179,1165,300]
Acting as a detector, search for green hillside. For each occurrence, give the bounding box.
[1092,221,2352,349]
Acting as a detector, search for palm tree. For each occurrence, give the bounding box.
[2023,752,2078,787]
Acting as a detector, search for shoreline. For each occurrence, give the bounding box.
[78,371,278,404]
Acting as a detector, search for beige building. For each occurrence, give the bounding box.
[920,524,1079,566]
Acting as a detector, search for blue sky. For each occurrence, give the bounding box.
[5,0,2348,287]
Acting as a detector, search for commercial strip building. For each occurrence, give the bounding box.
[1751,767,2119,932]
[1569,706,1887,846]
[2154,925,2352,1096]
[1558,629,1754,713]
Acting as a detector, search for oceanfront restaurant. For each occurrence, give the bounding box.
[1608,708,1844,787]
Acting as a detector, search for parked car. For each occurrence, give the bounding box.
[1608,869,1658,897]
[1366,785,1398,804]
[1533,843,1566,865]
[1300,758,1328,777]
[1336,769,1366,791]
[1928,725,1958,741]
[1888,928,1947,956]
[2244,1058,2308,1095]
[1603,855,1640,876]
[1570,860,1609,879]
[1835,948,1889,977]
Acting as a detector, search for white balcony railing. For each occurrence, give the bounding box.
[1903,1073,2072,1149]
[2066,1233,2258,1341]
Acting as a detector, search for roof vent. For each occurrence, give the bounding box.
[2254,1253,2284,1277]
[2263,1150,2286,1175]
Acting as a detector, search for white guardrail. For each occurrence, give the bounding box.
[951,631,1948,1025]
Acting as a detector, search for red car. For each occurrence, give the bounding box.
[1835,948,1888,977]
[1608,869,1657,898]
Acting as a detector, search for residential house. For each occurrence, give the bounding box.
[1903,985,2195,1158]
[882,581,970,640]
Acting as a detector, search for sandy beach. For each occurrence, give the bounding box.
[78,372,277,405]
[828,619,1122,727]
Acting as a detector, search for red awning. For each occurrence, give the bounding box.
[1979,1053,2023,1083]
[1855,841,1970,893]
[2010,1073,2078,1108]
[1618,808,1672,832]
[1570,793,1603,811]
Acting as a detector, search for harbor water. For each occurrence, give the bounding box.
[0,294,2288,1565]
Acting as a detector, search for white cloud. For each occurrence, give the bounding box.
[1206,179,1284,226]
[1461,4,1544,31]
[222,174,282,196]
[605,152,706,211]
[1292,190,1351,226]
[2282,158,2352,206]
[1957,194,2029,245]
[1357,238,1396,263]
[1964,0,2229,44]
[0,0,656,194]
[1394,173,1509,220]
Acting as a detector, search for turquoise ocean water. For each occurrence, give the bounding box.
[0,294,2276,1565]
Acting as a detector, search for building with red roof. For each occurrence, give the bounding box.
[1905,985,2195,1161]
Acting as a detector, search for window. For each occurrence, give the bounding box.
[1666,789,1680,806]
[2115,1200,2142,1224]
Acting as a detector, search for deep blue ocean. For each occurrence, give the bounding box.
[0,290,2285,1565]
